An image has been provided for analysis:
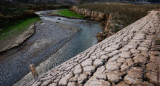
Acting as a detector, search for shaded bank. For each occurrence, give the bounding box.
[0,18,40,53]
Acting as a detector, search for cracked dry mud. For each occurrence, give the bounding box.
[29,10,160,86]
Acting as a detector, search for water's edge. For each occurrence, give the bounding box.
[13,11,102,86]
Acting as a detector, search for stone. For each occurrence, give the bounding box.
[100,55,109,60]
[32,82,42,86]
[149,51,160,56]
[73,64,82,74]
[130,49,140,54]
[95,66,105,73]
[85,72,92,76]
[133,55,147,64]
[108,50,120,57]
[124,75,142,85]
[106,62,121,72]
[138,46,149,51]
[90,55,97,60]
[120,51,131,58]
[84,80,111,86]
[78,73,88,84]
[107,72,121,82]
[139,40,152,47]
[146,63,158,72]
[131,67,143,72]
[83,66,96,72]
[146,71,158,83]
[104,47,117,52]
[96,73,107,80]
[125,44,138,49]
[141,82,154,86]
[48,83,57,86]
[121,47,130,52]
[69,75,79,82]
[141,51,149,58]
[115,82,129,86]
[93,59,103,67]
[67,82,76,86]
[108,55,119,62]
[121,59,134,71]
[127,70,143,79]
[41,80,51,86]
[94,68,107,80]
[150,55,160,63]
[40,76,53,82]
[81,59,92,67]
[120,64,128,72]
[117,57,126,63]
[59,73,73,85]
[133,32,145,40]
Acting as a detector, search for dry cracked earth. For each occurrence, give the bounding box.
[28,10,160,86]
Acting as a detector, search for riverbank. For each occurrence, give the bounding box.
[0,10,102,86]
[0,3,69,30]
[28,10,160,86]
[73,2,160,42]
[51,9,84,19]
[0,17,40,53]
[0,12,78,86]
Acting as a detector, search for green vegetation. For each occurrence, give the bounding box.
[0,17,40,40]
[0,3,69,30]
[77,2,160,32]
[0,17,40,50]
[55,9,84,18]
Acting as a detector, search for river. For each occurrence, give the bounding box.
[0,10,102,86]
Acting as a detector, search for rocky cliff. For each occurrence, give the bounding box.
[24,10,160,86]
[71,6,113,42]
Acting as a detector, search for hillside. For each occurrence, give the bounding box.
[2,0,160,4]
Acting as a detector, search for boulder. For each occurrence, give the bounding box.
[81,59,92,67]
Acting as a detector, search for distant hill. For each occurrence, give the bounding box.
[1,0,160,4]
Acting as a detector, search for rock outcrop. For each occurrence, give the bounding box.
[71,6,108,22]
[25,10,160,86]
[70,6,113,42]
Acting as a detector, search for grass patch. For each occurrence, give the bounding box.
[0,17,40,50]
[56,9,84,18]
[0,3,69,30]
[0,17,40,40]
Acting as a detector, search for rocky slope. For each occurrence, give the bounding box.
[25,10,160,86]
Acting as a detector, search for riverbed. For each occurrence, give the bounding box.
[0,11,102,86]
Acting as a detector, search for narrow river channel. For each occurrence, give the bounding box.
[0,11,102,86]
